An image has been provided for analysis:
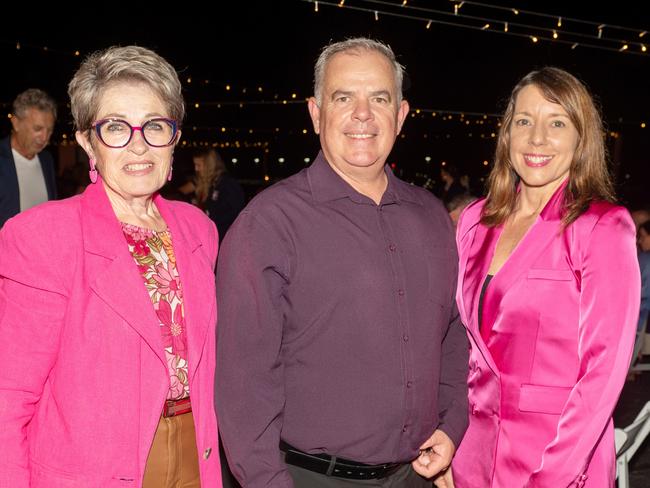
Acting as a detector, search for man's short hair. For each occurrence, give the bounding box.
[12,88,57,120]
[446,193,477,213]
[313,37,404,106]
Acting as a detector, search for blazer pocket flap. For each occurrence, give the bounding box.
[527,268,573,281]
[519,384,572,414]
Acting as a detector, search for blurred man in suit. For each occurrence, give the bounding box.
[1,88,57,227]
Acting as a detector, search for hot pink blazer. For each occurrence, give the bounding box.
[452,184,640,487]
[0,180,222,487]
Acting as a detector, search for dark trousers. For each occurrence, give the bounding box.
[286,461,433,487]
[219,433,242,488]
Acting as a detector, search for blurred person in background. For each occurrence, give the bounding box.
[180,147,245,243]
[439,163,465,206]
[0,88,57,228]
[446,193,477,228]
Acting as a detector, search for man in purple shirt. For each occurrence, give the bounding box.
[215,38,468,487]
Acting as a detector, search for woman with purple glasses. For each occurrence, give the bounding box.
[0,46,222,488]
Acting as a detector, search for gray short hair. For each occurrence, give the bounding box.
[313,37,404,106]
[446,193,477,213]
[68,45,184,131]
[13,88,57,119]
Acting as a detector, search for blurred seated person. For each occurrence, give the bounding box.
[446,193,477,228]
[639,220,650,334]
[440,163,465,205]
[180,148,245,242]
[628,212,650,369]
[631,207,650,233]
[640,220,650,252]
[459,173,474,195]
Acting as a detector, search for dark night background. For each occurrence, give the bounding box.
[1,1,648,205]
[3,4,650,484]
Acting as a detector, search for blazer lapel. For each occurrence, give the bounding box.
[82,180,167,367]
[0,137,20,218]
[459,216,502,378]
[481,181,568,345]
[457,180,567,378]
[156,196,216,382]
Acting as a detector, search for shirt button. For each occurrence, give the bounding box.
[403,334,409,342]
[398,289,405,296]
[406,381,413,388]
[389,244,396,252]
[402,426,408,432]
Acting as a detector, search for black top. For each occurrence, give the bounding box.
[479,274,494,339]
[203,173,246,242]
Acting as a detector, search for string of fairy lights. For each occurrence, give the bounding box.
[2,87,636,151]
[304,0,650,55]
[1,1,648,174]
[37,99,627,183]
[4,1,648,57]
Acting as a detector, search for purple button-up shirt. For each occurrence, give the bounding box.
[215,152,468,487]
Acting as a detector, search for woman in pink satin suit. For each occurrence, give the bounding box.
[447,68,640,487]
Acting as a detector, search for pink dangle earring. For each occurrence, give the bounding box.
[89,158,98,184]
[168,157,174,181]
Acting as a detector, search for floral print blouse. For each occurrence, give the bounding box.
[122,222,189,400]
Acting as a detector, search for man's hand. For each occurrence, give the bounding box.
[411,429,455,479]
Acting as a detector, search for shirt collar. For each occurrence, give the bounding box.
[307,151,421,206]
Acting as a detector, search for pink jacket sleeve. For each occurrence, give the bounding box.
[0,217,70,487]
[525,206,640,487]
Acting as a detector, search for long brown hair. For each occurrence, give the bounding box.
[482,67,615,227]
[194,148,226,205]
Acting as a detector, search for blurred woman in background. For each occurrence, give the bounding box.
[181,148,245,243]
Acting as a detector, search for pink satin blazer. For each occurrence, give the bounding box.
[0,181,222,487]
[452,184,640,487]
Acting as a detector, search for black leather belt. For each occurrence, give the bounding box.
[280,440,402,480]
